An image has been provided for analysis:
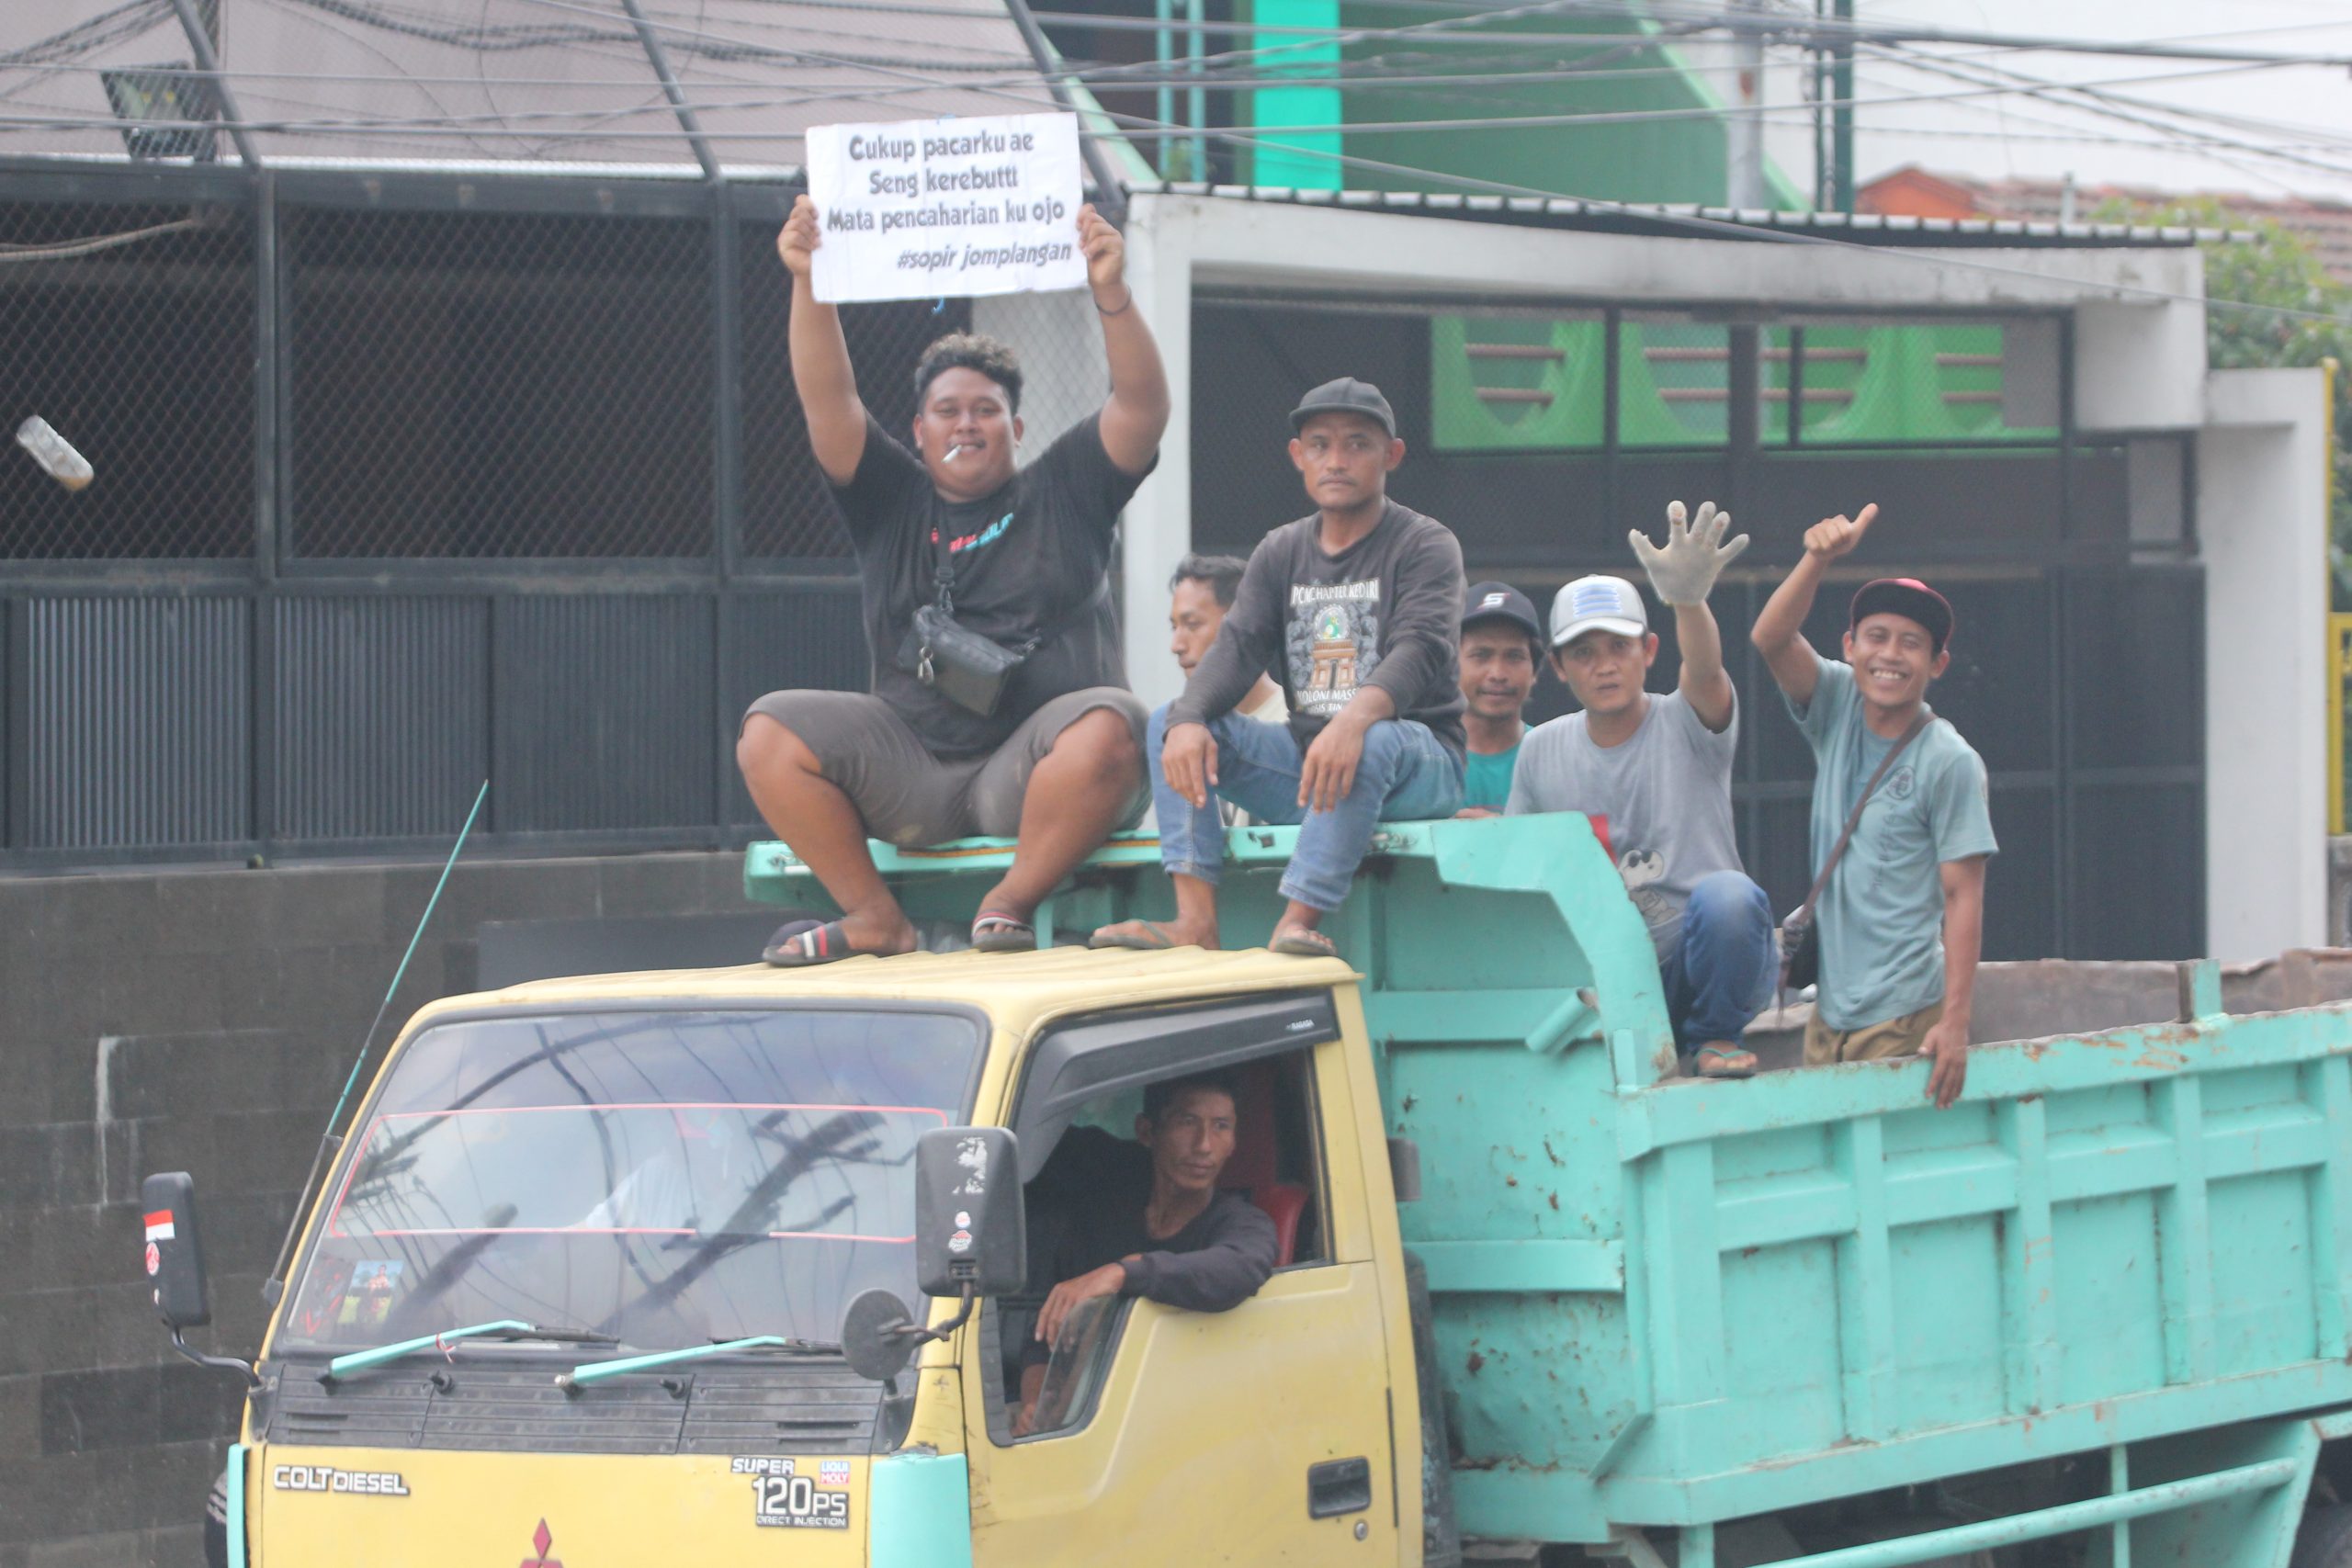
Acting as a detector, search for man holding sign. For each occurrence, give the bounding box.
[738,176,1170,965]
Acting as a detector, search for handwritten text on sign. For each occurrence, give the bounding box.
[805,113,1087,303]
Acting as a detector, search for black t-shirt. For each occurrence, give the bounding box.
[1020,1127,1278,1368]
[829,412,1155,758]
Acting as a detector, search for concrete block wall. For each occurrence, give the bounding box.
[0,852,763,1568]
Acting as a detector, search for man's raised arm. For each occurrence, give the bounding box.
[1751,502,1878,708]
[1078,204,1170,478]
[778,194,868,486]
[1631,499,1745,733]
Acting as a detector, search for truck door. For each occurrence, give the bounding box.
[962,994,1406,1566]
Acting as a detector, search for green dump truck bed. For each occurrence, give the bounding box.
[748,814,2352,1558]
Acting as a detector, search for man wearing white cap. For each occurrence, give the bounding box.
[1505,502,1775,1078]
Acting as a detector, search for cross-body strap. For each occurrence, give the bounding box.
[1795,705,1933,921]
[925,510,1105,654]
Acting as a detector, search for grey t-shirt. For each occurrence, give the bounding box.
[1504,690,1743,959]
[1787,649,1998,1031]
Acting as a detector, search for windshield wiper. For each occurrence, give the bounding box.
[323,1320,620,1382]
[557,1335,841,1393]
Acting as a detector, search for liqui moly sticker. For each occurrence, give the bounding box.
[143,1210,175,1242]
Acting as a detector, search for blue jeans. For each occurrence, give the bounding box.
[1149,704,1464,912]
[1658,870,1777,1056]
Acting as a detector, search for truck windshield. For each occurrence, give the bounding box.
[278,1007,979,1357]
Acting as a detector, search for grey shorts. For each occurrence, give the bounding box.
[742,687,1148,848]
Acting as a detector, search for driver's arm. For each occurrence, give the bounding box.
[1122,1200,1278,1312]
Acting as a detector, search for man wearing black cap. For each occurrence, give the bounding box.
[1752,503,1997,1110]
[1456,581,1543,815]
[1091,378,1466,959]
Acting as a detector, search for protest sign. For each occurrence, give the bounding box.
[804,112,1089,304]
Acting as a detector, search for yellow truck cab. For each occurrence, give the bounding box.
[175,942,1422,1567]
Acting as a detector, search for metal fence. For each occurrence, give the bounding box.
[0,161,1108,863]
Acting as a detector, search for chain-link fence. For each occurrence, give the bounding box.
[285,206,718,558]
[0,169,1123,863]
[2,181,1108,566]
[1,197,254,558]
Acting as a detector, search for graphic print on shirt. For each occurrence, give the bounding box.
[1617,849,1676,928]
[1286,579,1382,717]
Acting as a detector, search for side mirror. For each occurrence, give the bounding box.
[839,1127,1028,1385]
[913,1126,1025,1299]
[141,1172,211,1330]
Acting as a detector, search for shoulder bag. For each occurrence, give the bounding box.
[910,513,1105,718]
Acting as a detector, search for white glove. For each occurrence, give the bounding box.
[1630,500,1748,606]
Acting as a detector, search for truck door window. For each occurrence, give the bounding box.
[990,1048,1325,1444]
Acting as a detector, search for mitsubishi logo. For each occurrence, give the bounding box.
[521,1519,564,1568]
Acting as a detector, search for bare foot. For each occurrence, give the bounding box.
[1087,918,1219,952]
[1268,923,1339,958]
[973,882,1035,928]
[839,908,919,957]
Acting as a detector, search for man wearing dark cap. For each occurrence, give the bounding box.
[1752,502,1997,1109]
[1091,378,1465,959]
[1456,581,1543,815]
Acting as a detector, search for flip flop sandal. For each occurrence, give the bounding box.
[763,918,860,967]
[970,909,1038,953]
[1088,920,1181,952]
[1690,1044,1757,1079]
[1268,928,1340,959]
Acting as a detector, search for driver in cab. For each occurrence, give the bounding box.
[1016,1074,1278,1434]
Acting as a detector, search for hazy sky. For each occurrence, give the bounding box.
[1731,0,2352,206]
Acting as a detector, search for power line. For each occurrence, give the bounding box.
[5,52,2325,142]
[1083,104,2352,332]
[1860,42,2352,187]
[1723,7,2352,69]
[2,0,2342,331]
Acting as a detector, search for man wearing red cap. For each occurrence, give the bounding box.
[1752,504,1997,1110]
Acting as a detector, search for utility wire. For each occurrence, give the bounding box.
[1056,99,2352,332]
[1861,40,2352,186]
[1,0,2342,332]
[0,215,208,262]
[7,33,2329,141]
[0,54,2312,142]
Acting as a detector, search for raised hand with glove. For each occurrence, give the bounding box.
[1630,499,1749,607]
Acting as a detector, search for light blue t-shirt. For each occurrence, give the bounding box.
[1462,742,1521,812]
[1788,649,1997,1030]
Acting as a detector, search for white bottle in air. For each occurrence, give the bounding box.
[17,416,93,491]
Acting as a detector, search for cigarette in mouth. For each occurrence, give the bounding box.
[944,445,965,461]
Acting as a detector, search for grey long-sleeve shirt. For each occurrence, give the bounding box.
[1166,501,1467,755]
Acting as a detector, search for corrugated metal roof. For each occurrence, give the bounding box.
[0,0,1060,169]
[1132,180,2253,249]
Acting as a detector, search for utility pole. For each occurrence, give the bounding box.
[1727,0,1767,209]
[1831,0,1855,211]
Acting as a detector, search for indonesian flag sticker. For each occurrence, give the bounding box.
[143,1210,175,1243]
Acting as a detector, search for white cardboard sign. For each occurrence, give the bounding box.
[804,112,1087,304]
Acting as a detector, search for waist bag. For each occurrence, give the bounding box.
[909,513,1105,718]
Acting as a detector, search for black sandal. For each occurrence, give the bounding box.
[970,909,1037,953]
[763,918,859,967]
